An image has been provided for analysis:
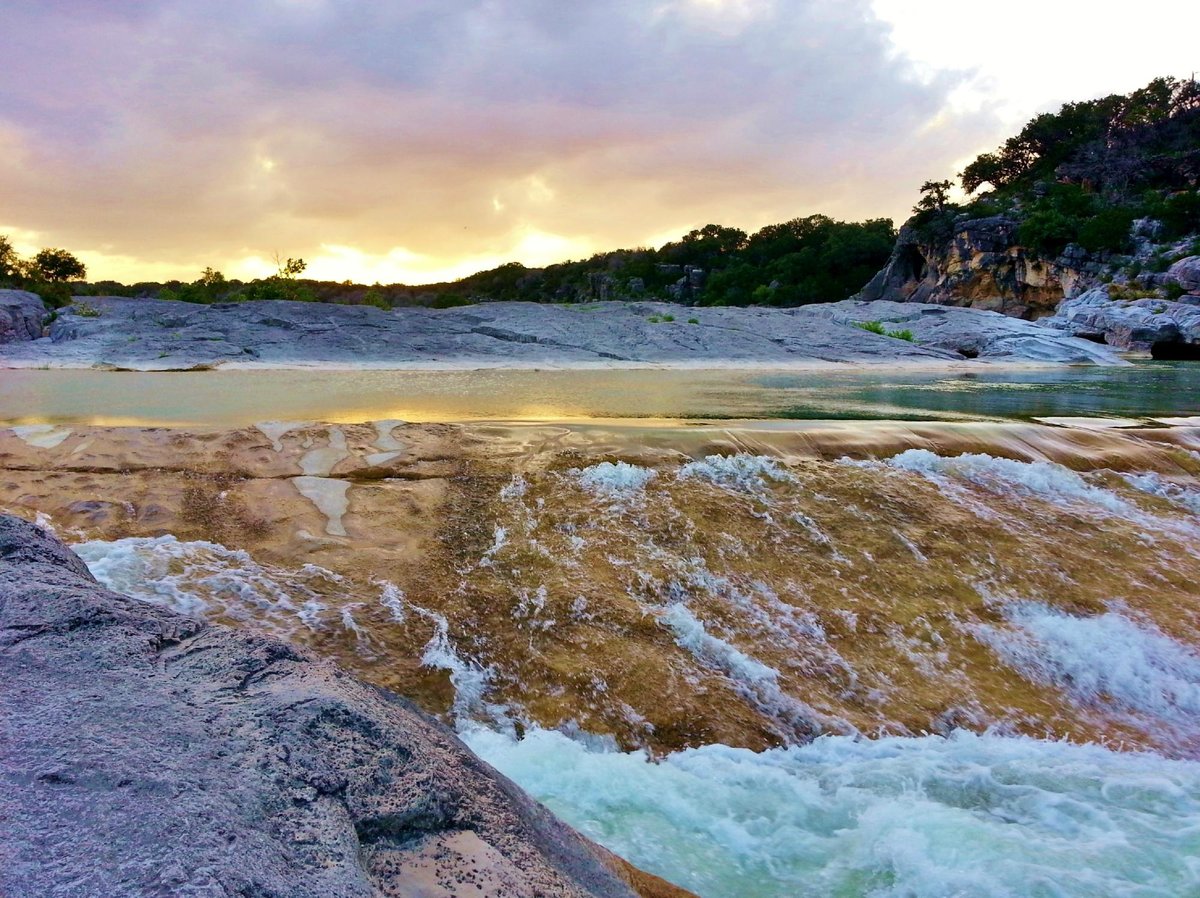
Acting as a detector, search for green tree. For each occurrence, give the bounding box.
[32,248,87,282]
[0,235,20,285]
[913,180,953,215]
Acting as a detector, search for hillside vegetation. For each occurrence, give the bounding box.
[919,76,1200,260]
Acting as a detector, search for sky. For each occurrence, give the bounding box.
[0,0,1195,285]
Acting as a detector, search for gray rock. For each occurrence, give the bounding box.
[810,300,1123,365]
[0,290,46,343]
[1043,287,1200,354]
[0,514,641,898]
[0,296,1128,369]
[1167,256,1200,293]
[856,217,1106,318]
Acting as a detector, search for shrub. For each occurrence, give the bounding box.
[687,317,700,324]
[1160,190,1200,240]
[362,287,390,310]
[73,302,101,318]
[431,293,470,309]
[661,313,675,322]
[854,320,915,341]
[1077,208,1135,254]
[1018,208,1079,256]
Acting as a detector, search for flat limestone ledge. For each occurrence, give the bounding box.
[0,514,680,898]
[0,295,1126,369]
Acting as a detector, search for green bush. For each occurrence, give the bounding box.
[1161,190,1200,240]
[854,320,915,341]
[431,293,470,309]
[1077,208,1135,254]
[687,317,700,324]
[1018,208,1080,256]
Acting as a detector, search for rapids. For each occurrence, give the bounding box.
[5,415,1200,897]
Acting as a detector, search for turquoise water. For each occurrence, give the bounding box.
[1,362,1197,426]
[466,727,1200,898]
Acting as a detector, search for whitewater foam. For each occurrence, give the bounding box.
[678,453,796,494]
[74,535,339,636]
[1123,471,1200,515]
[887,449,1135,515]
[466,726,1200,898]
[973,602,1200,730]
[577,461,656,498]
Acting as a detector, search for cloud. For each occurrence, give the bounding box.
[0,0,999,282]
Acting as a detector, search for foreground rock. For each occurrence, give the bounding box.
[0,294,1127,368]
[1043,287,1200,356]
[0,289,46,343]
[0,514,685,898]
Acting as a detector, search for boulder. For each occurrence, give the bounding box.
[1043,286,1200,355]
[0,513,659,898]
[0,289,46,342]
[1167,256,1200,293]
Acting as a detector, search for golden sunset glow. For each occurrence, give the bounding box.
[0,1,1193,285]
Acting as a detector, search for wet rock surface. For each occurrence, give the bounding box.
[0,514,654,898]
[0,295,1126,369]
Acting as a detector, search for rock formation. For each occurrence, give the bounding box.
[0,294,1125,369]
[1042,286,1200,357]
[855,218,1101,319]
[1168,256,1200,295]
[0,514,689,898]
[0,289,46,343]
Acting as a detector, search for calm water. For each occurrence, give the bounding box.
[1,362,1198,426]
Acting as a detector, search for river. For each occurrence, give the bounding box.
[3,363,1200,897]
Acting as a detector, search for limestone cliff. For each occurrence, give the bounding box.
[855,217,1105,319]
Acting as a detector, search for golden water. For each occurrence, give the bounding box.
[8,418,1198,760]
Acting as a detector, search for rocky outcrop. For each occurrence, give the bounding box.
[1042,287,1200,357]
[0,513,669,898]
[856,218,1102,319]
[0,290,46,342]
[815,299,1123,365]
[1167,256,1200,294]
[0,295,1125,369]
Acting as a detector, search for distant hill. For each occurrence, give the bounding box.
[62,216,897,311]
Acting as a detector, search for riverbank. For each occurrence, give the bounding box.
[0,293,1124,370]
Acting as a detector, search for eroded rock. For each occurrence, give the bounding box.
[0,514,655,898]
[0,290,46,343]
[1043,287,1200,355]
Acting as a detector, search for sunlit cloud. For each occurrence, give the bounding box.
[0,0,1191,284]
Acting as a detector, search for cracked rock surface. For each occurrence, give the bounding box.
[0,514,654,898]
[0,295,1125,369]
